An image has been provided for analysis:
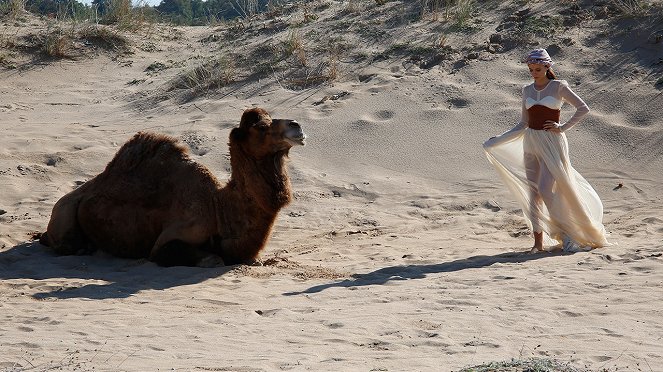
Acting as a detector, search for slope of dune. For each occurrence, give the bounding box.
[1,1,662,370]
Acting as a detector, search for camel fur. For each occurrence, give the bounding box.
[40,108,306,266]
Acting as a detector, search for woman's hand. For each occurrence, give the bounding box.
[543,120,562,133]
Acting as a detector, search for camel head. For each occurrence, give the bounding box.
[230,107,306,159]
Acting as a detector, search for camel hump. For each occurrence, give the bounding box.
[103,132,191,174]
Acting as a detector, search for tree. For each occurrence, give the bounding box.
[156,0,192,24]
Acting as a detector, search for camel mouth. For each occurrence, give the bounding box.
[287,133,307,146]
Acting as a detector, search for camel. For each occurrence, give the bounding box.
[40,108,306,266]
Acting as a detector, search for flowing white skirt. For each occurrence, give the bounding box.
[483,128,609,249]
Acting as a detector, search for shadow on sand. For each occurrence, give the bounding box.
[0,241,232,300]
[1,241,571,300]
[284,249,570,296]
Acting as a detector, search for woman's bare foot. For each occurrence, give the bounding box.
[530,232,544,253]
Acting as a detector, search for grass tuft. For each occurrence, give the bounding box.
[168,56,236,98]
[0,0,26,19]
[458,357,589,372]
[610,0,652,17]
[78,25,131,53]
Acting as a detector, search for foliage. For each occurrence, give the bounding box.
[7,0,286,25]
[23,0,88,19]
[0,0,27,18]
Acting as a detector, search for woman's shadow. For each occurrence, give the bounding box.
[0,240,231,300]
[284,248,568,296]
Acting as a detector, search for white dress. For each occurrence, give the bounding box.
[483,80,609,249]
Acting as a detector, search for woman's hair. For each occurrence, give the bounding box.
[546,67,557,80]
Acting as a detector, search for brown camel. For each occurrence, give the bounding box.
[40,108,306,266]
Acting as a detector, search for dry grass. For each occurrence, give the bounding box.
[420,0,475,25]
[22,23,132,60]
[283,29,307,66]
[77,24,131,53]
[127,0,663,102]
[91,0,157,32]
[610,0,652,17]
[167,56,236,98]
[1,0,26,19]
[457,357,591,372]
[34,25,77,59]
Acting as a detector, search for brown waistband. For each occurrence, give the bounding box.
[527,105,560,130]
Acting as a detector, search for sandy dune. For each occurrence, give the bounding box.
[1,1,662,370]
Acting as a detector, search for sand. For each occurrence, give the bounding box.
[1,1,662,370]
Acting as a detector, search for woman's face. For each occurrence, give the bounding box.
[528,63,548,80]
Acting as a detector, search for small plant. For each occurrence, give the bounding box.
[344,0,361,13]
[2,0,26,19]
[33,25,77,59]
[453,0,474,26]
[458,357,586,372]
[94,0,155,31]
[145,61,168,74]
[611,0,651,17]
[229,0,259,18]
[78,25,131,53]
[169,56,235,96]
[283,30,306,66]
[521,15,563,39]
[437,34,448,48]
[0,52,17,69]
[326,50,339,82]
[13,0,27,17]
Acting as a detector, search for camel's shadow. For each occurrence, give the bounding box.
[0,241,231,300]
[284,249,570,296]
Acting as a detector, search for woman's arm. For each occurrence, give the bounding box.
[558,81,590,132]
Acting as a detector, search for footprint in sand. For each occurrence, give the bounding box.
[0,103,32,112]
[349,111,394,131]
[349,119,379,131]
[374,110,395,121]
[448,97,470,109]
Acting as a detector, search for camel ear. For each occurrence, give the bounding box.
[240,108,270,129]
[230,127,248,142]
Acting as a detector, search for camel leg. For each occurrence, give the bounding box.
[149,221,216,266]
[43,191,89,255]
[150,239,224,267]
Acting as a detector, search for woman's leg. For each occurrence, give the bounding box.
[525,152,544,251]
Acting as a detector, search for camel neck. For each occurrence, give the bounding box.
[216,146,293,264]
[229,146,292,213]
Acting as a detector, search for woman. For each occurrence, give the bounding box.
[483,49,608,252]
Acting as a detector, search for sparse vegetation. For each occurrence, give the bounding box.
[458,357,590,372]
[283,29,307,66]
[420,0,475,26]
[0,52,16,68]
[78,24,131,52]
[167,56,235,99]
[610,0,652,17]
[1,0,26,18]
[35,25,76,58]
[522,15,564,38]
